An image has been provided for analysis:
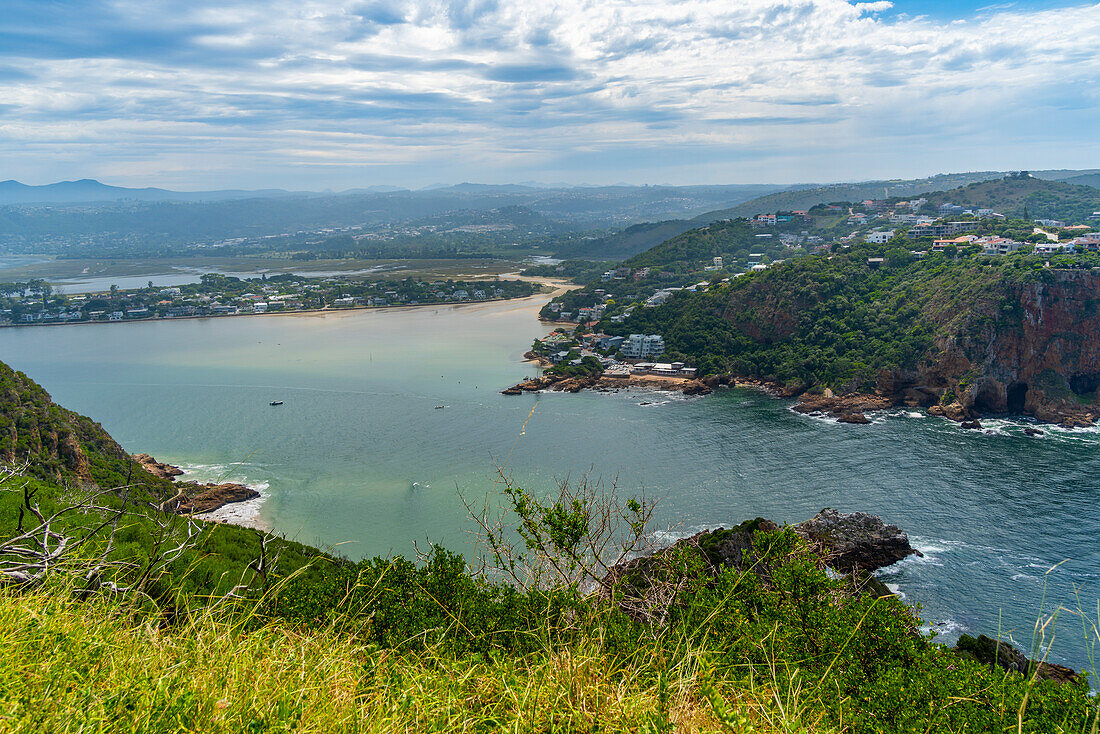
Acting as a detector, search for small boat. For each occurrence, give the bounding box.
[270,400,284,406]
[434,405,446,409]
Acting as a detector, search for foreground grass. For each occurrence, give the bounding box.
[0,585,824,734]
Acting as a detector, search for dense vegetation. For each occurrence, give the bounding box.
[603,244,1058,385]
[915,175,1100,223]
[520,259,618,283]
[1,360,1099,731]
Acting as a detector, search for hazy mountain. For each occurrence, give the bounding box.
[0,179,300,205]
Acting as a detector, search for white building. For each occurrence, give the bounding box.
[620,334,665,359]
[865,230,896,244]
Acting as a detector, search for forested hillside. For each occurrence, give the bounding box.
[0,361,163,489]
[917,175,1100,221]
[605,245,1100,424]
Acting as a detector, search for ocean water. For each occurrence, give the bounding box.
[3,297,1100,672]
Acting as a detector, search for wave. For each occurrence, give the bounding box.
[175,462,271,530]
[921,618,966,637]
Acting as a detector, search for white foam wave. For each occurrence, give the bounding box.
[195,488,268,530]
[884,582,906,600]
[878,535,961,574]
[921,619,966,636]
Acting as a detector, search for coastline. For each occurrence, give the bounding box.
[195,489,269,531]
[135,454,271,531]
[0,292,545,330]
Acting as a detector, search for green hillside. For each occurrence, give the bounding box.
[692,172,1010,222]
[1063,173,1100,189]
[603,242,1100,412]
[0,361,167,491]
[917,174,1100,222]
[625,218,759,269]
[1,359,1098,731]
[605,244,1008,380]
[552,219,697,260]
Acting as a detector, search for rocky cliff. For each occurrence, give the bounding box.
[702,257,1100,426]
[0,360,163,489]
[859,269,1100,426]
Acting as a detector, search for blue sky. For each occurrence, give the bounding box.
[0,0,1097,190]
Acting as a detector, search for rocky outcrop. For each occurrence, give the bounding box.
[955,634,1078,684]
[501,373,712,396]
[134,453,185,480]
[795,508,921,573]
[602,511,918,608]
[719,269,1100,427]
[792,393,892,423]
[886,272,1100,426]
[175,482,260,514]
[137,452,260,516]
[0,360,138,488]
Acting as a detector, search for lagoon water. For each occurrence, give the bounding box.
[3,296,1100,671]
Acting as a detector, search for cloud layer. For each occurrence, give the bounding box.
[0,0,1097,188]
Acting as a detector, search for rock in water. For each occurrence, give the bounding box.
[960,419,983,430]
[133,453,185,480]
[956,634,1078,684]
[1024,427,1044,436]
[176,482,260,514]
[796,508,921,573]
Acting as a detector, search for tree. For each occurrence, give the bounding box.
[27,279,52,307]
[885,248,912,269]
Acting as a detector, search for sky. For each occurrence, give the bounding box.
[0,0,1098,191]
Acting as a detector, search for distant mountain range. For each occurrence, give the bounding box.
[1,170,1097,258]
[0,179,311,205]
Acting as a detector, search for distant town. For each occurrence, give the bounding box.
[0,273,541,326]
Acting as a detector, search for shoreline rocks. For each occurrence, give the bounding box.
[599,510,922,630]
[955,634,1078,684]
[175,482,260,515]
[134,453,185,480]
[501,372,713,397]
[795,508,922,574]
[136,453,262,516]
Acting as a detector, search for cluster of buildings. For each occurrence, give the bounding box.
[751,212,809,228]
[2,277,521,326]
[537,330,695,378]
[921,231,1100,257]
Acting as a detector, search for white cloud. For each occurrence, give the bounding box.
[0,0,1097,187]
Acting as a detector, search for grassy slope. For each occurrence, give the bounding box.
[918,177,1100,222]
[3,529,1098,734]
[2,361,1099,732]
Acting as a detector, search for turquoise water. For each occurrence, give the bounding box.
[3,297,1100,671]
